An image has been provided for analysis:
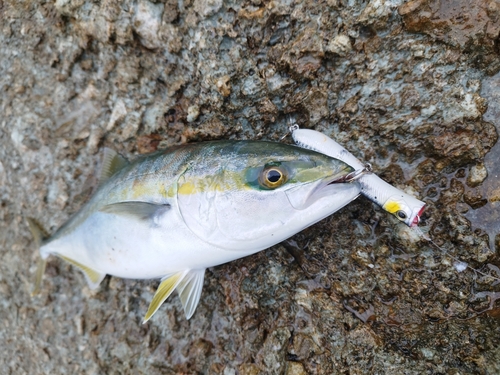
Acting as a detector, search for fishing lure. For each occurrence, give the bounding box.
[290,128,500,284]
[290,127,426,227]
[29,140,363,322]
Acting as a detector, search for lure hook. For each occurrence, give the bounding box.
[280,117,300,141]
[338,163,373,183]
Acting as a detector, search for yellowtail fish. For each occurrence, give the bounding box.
[29,140,361,322]
[291,128,425,227]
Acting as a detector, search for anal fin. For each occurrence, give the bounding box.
[143,269,206,323]
[59,255,106,290]
[143,271,185,323]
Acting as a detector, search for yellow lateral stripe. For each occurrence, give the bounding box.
[59,255,103,284]
[177,172,251,196]
[131,180,153,199]
[122,172,251,200]
[178,182,197,195]
[143,272,183,323]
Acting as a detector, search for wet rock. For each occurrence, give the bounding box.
[215,75,231,97]
[186,105,200,123]
[464,189,488,209]
[358,0,398,29]
[467,163,488,187]
[241,75,264,97]
[121,111,142,140]
[143,103,168,133]
[87,125,103,154]
[342,94,359,115]
[47,178,69,210]
[184,116,230,141]
[426,121,497,169]
[399,0,500,72]
[194,0,223,19]
[256,327,291,371]
[136,133,163,154]
[274,27,325,79]
[2,0,500,373]
[258,98,279,123]
[399,0,500,48]
[326,34,352,56]
[289,88,329,125]
[133,0,164,49]
[107,100,128,131]
[285,361,307,375]
[237,364,259,375]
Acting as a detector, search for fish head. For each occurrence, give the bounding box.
[177,141,361,251]
[382,194,425,227]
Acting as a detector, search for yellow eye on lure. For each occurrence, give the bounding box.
[291,128,426,227]
[29,140,361,323]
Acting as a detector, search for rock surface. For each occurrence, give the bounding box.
[1,0,500,373]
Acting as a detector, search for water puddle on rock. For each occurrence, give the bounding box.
[464,73,500,251]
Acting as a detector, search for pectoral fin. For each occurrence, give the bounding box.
[59,255,106,290]
[100,202,171,223]
[143,269,206,323]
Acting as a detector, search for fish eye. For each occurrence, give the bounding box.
[260,166,287,189]
[396,210,407,220]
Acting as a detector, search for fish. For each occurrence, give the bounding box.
[29,140,362,322]
[291,128,425,227]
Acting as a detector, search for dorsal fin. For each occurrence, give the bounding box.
[99,148,129,186]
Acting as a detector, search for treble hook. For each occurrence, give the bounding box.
[279,117,300,141]
[335,163,373,183]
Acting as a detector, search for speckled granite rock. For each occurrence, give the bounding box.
[1,0,500,374]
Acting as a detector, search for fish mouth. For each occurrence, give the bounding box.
[324,172,354,187]
[286,170,355,210]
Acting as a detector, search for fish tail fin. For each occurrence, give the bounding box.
[27,218,49,247]
[32,256,47,296]
[27,218,50,296]
[143,269,206,323]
